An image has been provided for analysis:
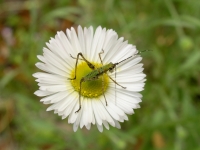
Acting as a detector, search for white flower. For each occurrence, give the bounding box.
[33,26,146,132]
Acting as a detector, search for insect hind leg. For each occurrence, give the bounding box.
[68,53,95,81]
[75,76,100,113]
[70,54,83,60]
[101,74,107,106]
[109,76,126,89]
[75,79,84,113]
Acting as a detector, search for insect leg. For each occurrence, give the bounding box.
[98,50,108,105]
[115,67,116,104]
[68,53,95,80]
[77,53,95,70]
[99,50,108,105]
[68,53,81,80]
[70,54,83,60]
[108,76,126,89]
[101,74,107,106]
[75,77,100,113]
[98,50,104,65]
[75,78,84,113]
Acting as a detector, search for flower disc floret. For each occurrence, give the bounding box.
[70,62,109,98]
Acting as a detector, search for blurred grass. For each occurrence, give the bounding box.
[0,0,200,149]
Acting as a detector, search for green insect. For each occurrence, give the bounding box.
[69,50,133,113]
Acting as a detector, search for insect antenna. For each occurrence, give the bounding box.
[115,66,116,105]
[115,55,133,65]
[138,49,152,54]
[98,50,107,106]
[115,49,151,66]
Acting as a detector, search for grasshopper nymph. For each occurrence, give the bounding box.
[69,50,133,113]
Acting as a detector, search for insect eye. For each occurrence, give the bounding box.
[109,68,114,73]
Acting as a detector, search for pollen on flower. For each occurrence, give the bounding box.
[70,61,109,98]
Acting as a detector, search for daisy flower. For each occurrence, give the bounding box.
[33,26,146,132]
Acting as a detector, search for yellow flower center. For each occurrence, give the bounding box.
[70,62,109,98]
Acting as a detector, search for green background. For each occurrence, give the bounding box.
[0,0,200,149]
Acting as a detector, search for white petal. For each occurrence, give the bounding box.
[35,62,68,77]
[37,55,46,63]
[112,88,141,103]
[90,27,106,63]
[85,123,91,130]
[117,56,142,71]
[43,48,71,73]
[41,91,68,103]
[90,26,102,61]
[56,92,77,112]
[101,101,120,121]
[77,105,84,129]
[107,90,135,114]
[96,122,103,132]
[61,96,78,119]
[46,38,71,66]
[84,26,94,59]
[102,121,109,130]
[80,98,88,128]
[73,123,79,132]
[114,120,121,129]
[39,84,70,92]
[112,45,136,64]
[103,29,118,58]
[70,27,82,54]
[77,26,86,55]
[103,35,118,63]
[92,99,102,125]
[87,99,93,123]
[34,90,54,97]
[56,31,76,58]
